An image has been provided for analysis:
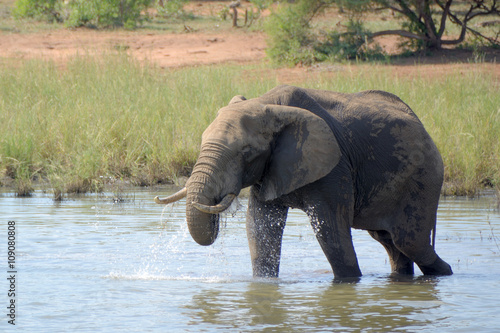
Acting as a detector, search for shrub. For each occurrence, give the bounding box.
[265,0,383,65]
[13,0,153,28]
[155,0,188,19]
[65,0,98,27]
[265,1,317,65]
[12,0,62,22]
[315,20,384,62]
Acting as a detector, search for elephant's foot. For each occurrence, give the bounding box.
[333,275,362,283]
[252,257,281,278]
[418,257,453,276]
[387,250,415,275]
[331,264,362,281]
[368,230,415,275]
[391,253,415,275]
[391,260,414,275]
[252,266,279,278]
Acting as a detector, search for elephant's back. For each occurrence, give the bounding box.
[337,89,439,161]
[341,90,420,125]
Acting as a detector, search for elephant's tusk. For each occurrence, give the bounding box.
[192,193,237,214]
[154,187,187,204]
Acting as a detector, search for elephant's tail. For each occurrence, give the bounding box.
[431,225,436,249]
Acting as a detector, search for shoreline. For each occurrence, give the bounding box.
[1,176,498,200]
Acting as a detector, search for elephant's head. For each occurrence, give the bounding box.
[155,94,341,246]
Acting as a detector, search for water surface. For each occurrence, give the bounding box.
[1,189,499,332]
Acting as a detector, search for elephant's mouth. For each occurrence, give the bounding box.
[191,193,237,214]
[154,187,236,214]
[155,189,236,213]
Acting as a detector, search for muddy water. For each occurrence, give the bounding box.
[1,188,499,332]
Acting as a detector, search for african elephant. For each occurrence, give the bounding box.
[155,85,453,279]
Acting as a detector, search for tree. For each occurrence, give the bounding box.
[265,0,500,64]
[372,0,500,49]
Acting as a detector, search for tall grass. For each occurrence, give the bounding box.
[0,55,498,197]
[0,54,278,196]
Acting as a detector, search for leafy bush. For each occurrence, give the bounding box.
[265,1,382,64]
[13,0,153,28]
[12,0,62,22]
[265,1,317,65]
[155,0,188,19]
[65,0,98,27]
[68,0,153,28]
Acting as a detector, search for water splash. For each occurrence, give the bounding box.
[224,196,242,216]
[102,195,250,282]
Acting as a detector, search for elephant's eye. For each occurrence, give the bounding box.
[242,145,253,158]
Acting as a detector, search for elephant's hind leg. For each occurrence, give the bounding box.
[368,230,414,275]
[389,208,453,276]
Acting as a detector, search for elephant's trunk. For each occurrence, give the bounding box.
[184,144,239,246]
[186,184,220,246]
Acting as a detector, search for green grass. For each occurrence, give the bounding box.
[0,54,498,197]
[0,54,278,196]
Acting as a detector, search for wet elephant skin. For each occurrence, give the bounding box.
[160,85,453,280]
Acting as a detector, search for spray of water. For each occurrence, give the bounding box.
[106,196,248,282]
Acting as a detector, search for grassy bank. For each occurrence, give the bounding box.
[0,54,498,197]
[0,54,279,197]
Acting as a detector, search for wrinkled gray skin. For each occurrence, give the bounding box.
[158,85,453,280]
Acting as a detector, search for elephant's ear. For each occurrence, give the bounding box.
[229,95,247,104]
[259,105,341,201]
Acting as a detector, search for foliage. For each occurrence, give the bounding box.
[265,0,385,64]
[69,0,153,28]
[315,20,384,61]
[12,0,62,22]
[247,0,275,22]
[265,0,500,64]
[369,0,500,49]
[155,0,189,20]
[217,0,273,27]
[13,0,154,28]
[265,0,320,65]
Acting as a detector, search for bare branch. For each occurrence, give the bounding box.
[435,0,453,38]
[373,4,405,15]
[370,29,430,41]
[304,1,330,25]
[463,26,500,46]
[444,2,476,45]
[468,8,500,21]
[394,0,428,37]
[421,1,439,40]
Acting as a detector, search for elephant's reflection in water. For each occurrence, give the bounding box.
[184,276,442,331]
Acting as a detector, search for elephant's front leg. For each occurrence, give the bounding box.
[246,190,288,278]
